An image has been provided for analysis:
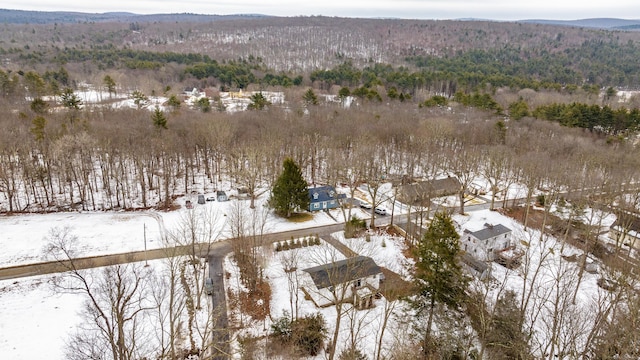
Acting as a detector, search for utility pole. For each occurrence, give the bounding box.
[144,223,149,267]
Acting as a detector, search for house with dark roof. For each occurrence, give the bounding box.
[397,177,461,207]
[302,256,382,309]
[308,185,346,212]
[609,213,640,249]
[461,223,512,261]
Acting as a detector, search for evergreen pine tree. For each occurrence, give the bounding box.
[151,107,167,129]
[270,158,309,218]
[412,211,468,355]
[247,92,271,110]
[303,88,319,105]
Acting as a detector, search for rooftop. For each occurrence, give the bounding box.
[303,256,381,290]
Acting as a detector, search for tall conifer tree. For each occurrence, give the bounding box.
[270,158,309,217]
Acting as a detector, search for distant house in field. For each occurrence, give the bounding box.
[397,176,461,207]
[609,213,640,249]
[308,185,346,212]
[302,256,382,309]
[216,190,228,202]
[461,223,512,261]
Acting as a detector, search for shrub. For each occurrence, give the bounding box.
[271,311,292,342]
[339,346,368,360]
[345,216,367,238]
[271,312,327,357]
[292,313,327,356]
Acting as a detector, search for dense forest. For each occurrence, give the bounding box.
[2,12,640,360]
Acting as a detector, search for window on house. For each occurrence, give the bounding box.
[313,192,319,200]
[313,203,319,209]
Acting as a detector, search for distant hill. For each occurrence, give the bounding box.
[519,18,640,30]
[2,8,640,30]
[0,8,270,24]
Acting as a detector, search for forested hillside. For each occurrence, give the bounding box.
[1,15,640,213]
[2,12,640,360]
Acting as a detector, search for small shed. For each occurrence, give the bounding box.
[216,190,228,202]
[461,253,491,280]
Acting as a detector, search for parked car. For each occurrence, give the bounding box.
[206,196,215,202]
[360,202,373,210]
[205,278,214,295]
[197,194,205,204]
[374,207,387,216]
[185,200,193,209]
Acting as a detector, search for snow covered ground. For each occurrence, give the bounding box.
[0,185,625,359]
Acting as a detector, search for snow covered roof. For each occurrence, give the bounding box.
[303,256,381,290]
[466,223,511,241]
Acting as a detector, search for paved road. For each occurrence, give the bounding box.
[208,253,230,360]
[0,223,347,281]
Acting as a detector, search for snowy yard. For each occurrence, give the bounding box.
[0,196,629,359]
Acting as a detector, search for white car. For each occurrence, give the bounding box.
[360,202,373,210]
[374,207,387,215]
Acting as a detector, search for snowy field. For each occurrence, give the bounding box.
[0,191,349,268]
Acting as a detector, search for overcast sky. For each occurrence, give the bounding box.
[3,1,640,20]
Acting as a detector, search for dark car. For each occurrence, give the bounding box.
[206,196,215,202]
[197,194,205,204]
[205,278,214,295]
[185,200,193,209]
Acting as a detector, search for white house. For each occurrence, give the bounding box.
[461,223,512,261]
[301,256,382,309]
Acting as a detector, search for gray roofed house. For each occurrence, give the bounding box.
[468,223,511,241]
[303,256,381,289]
[609,213,640,250]
[397,176,461,207]
[302,256,383,308]
[462,223,513,261]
